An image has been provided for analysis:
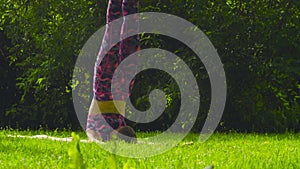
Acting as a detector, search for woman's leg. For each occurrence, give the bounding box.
[115,0,140,101]
[120,0,140,58]
[94,0,123,102]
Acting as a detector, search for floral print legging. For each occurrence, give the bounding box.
[94,0,140,101]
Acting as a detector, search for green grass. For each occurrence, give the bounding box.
[0,129,299,169]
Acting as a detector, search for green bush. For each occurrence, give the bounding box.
[0,0,299,132]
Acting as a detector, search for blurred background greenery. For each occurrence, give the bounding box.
[0,0,299,132]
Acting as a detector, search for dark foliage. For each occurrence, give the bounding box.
[0,0,299,132]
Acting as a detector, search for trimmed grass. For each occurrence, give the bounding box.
[0,130,299,169]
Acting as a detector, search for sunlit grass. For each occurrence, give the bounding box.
[0,129,299,168]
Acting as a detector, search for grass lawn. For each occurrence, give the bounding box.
[0,129,299,169]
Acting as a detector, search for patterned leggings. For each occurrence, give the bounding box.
[94,0,140,101]
[86,0,139,140]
